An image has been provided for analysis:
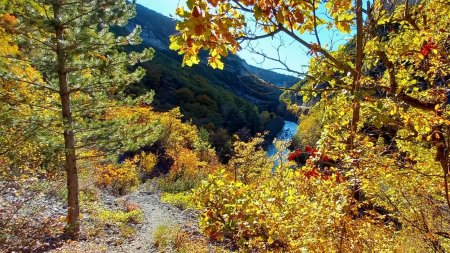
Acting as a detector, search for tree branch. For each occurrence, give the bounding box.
[278,25,356,75]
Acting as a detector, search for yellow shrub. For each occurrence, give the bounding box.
[173,231,210,253]
[160,148,214,193]
[161,192,195,210]
[97,208,143,225]
[92,207,144,241]
[139,152,157,173]
[153,224,210,252]
[295,104,324,148]
[194,169,401,252]
[177,241,210,253]
[159,108,199,150]
[170,148,204,180]
[94,159,139,195]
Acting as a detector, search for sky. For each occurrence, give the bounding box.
[136,0,355,76]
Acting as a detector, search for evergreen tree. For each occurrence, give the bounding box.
[0,0,154,239]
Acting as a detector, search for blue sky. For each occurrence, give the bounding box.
[136,0,355,76]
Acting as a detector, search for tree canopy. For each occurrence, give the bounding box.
[173,0,450,251]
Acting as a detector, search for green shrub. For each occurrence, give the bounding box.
[161,192,195,210]
[153,224,180,249]
[157,177,199,193]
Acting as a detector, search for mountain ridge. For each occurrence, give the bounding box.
[128,5,299,87]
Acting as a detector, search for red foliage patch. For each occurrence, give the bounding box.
[420,41,437,57]
[288,149,302,161]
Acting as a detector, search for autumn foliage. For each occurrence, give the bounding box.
[175,0,450,251]
[2,0,450,251]
[95,159,139,195]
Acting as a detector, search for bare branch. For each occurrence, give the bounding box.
[278,25,356,75]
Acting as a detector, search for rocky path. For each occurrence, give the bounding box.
[111,192,198,253]
[48,189,202,253]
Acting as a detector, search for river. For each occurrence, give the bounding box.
[266,120,298,157]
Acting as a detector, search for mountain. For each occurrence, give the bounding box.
[242,61,299,87]
[127,5,298,89]
[119,5,299,161]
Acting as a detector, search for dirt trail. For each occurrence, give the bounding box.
[111,192,197,253]
[48,190,200,253]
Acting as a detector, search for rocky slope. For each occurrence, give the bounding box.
[125,5,299,110]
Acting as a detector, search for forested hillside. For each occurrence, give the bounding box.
[120,6,300,159]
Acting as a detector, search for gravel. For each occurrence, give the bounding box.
[110,192,197,253]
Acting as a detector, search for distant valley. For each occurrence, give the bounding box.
[118,4,300,161]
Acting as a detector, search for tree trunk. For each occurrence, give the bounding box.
[340,1,364,251]
[348,0,364,150]
[53,2,80,240]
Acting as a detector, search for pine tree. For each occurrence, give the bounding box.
[1,0,154,239]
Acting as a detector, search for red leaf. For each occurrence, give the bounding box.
[192,6,201,18]
[288,153,296,161]
[208,0,219,7]
[321,154,330,162]
[288,149,302,161]
[420,41,436,57]
[195,24,205,35]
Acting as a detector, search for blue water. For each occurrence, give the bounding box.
[266,121,298,157]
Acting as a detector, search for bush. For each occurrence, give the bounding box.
[157,176,199,193]
[159,147,214,194]
[294,103,323,148]
[153,224,180,249]
[97,208,143,225]
[94,159,139,195]
[90,207,144,241]
[176,241,210,253]
[139,152,158,174]
[161,192,195,210]
[0,181,64,252]
[169,148,206,181]
[153,224,210,253]
[194,169,398,251]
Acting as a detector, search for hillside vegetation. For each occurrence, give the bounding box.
[170,0,450,251]
[2,0,450,252]
[120,6,300,161]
